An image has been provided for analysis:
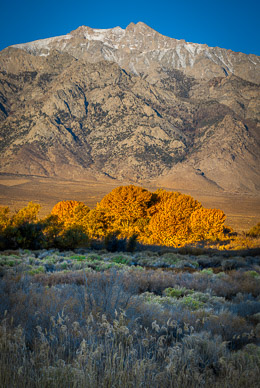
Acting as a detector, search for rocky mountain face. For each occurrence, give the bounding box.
[0,22,259,194]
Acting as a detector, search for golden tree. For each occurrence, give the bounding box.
[84,208,113,239]
[51,200,90,229]
[12,202,41,226]
[145,190,202,246]
[0,206,11,232]
[99,185,154,237]
[190,207,226,241]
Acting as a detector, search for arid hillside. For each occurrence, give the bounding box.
[0,23,259,195]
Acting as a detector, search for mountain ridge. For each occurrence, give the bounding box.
[0,23,259,195]
[10,22,260,85]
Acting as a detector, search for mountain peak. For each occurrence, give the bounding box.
[8,23,260,85]
[126,21,151,29]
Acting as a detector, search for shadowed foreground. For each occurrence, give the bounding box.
[0,247,260,387]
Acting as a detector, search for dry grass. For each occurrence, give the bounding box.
[0,249,260,387]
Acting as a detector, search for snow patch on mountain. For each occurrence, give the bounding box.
[9,22,260,85]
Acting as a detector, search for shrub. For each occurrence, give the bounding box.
[180,295,205,310]
[112,255,131,265]
[247,222,260,237]
[244,270,260,278]
[28,266,45,275]
[58,227,89,250]
[70,255,86,261]
[164,287,194,298]
[126,234,138,252]
[201,268,214,275]
[2,221,46,250]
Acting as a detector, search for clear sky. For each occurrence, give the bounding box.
[1,0,260,56]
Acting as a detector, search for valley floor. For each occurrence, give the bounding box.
[0,174,259,233]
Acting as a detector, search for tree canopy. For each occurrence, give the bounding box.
[146,190,202,246]
[99,185,154,237]
[51,200,90,229]
[0,186,229,249]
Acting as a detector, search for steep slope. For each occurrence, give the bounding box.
[0,23,259,194]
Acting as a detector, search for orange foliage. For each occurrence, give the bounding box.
[99,185,153,237]
[145,190,202,246]
[85,208,113,239]
[4,186,228,249]
[91,186,227,246]
[190,208,226,240]
[51,200,89,229]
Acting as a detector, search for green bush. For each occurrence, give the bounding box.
[28,266,45,275]
[180,295,205,310]
[2,222,46,250]
[59,227,89,250]
[244,270,259,278]
[112,255,131,265]
[104,232,127,252]
[126,234,138,252]
[201,268,214,275]
[70,255,86,261]
[164,287,194,298]
[86,254,102,262]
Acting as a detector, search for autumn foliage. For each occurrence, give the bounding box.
[99,185,154,237]
[51,200,90,228]
[0,186,230,249]
[89,186,227,246]
[146,190,202,246]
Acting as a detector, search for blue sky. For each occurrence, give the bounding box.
[1,0,260,55]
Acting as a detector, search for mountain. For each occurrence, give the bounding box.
[10,22,260,84]
[0,22,259,194]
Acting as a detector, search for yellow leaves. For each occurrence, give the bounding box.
[0,206,11,231]
[12,202,41,227]
[190,208,226,241]
[1,186,228,248]
[99,185,153,237]
[51,200,90,229]
[145,190,202,246]
[93,186,226,247]
[100,185,153,218]
[51,200,84,219]
[84,208,112,239]
[0,202,41,233]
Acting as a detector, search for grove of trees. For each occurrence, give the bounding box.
[0,185,228,249]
